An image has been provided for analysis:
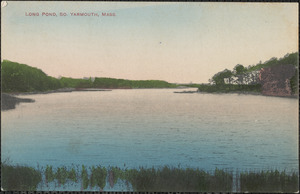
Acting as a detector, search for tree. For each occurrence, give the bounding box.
[211,69,233,85]
[234,64,246,75]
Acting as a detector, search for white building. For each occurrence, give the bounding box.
[224,70,260,85]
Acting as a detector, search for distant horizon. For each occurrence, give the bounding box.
[1,49,298,84]
[1,2,298,83]
[2,58,209,84]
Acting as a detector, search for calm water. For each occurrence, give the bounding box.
[1,89,298,173]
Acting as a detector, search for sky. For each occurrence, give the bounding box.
[1,2,298,83]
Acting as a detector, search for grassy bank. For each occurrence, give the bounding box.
[1,163,298,192]
[42,165,233,191]
[240,170,299,192]
[109,166,232,191]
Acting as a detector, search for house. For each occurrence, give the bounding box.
[224,70,260,85]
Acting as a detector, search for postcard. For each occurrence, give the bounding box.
[1,1,299,192]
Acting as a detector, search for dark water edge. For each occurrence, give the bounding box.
[1,163,298,192]
[1,93,35,111]
[196,91,298,99]
[1,88,114,110]
[5,88,112,95]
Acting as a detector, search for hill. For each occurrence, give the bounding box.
[1,60,61,92]
[1,60,176,93]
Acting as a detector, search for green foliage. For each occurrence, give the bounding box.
[68,167,77,182]
[93,77,176,89]
[212,168,233,191]
[90,165,107,189]
[234,64,246,75]
[211,69,233,85]
[1,163,42,191]
[1,60,62,92]
[123,168,139,185]
[290,69,298,95]
[1,163,298,192]
[55,166,69,185]
[240,170,298,192]
[45,165,77,184]
[1,60,177,92]
[115,166,232,192]
[280,52,299,67]
[181,83,202,88]
[81,165,89,190]
[59,77,93,88]
[45,165,55,183]
[205,52,298,94]
[110,167,125,186]
[198,84,261,93]
[247,52,298,72]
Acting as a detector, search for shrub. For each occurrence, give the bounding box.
[1,163,42,191]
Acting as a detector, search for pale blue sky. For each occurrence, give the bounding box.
[1,2,298,83]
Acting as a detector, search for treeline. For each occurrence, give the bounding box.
[198,52,298,93]
[1,60,176,93]
[1,60,61,92]
[93,78,176,89]
[247,52,298,72]
[209,52,298,85]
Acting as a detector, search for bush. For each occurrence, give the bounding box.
[1,163,42,191]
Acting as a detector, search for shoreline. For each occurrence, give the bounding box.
[198,91,298,99]
[7,87,113,96]
[6,87,182,96]
[1,88,113,111]
[2,88,297,111]
[176,90,298,99]
[4,87,298,98]
[1,93,35,111]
